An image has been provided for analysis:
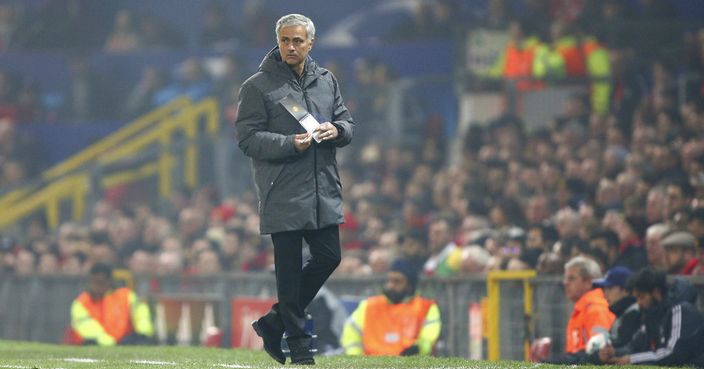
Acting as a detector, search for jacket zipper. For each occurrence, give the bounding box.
[300,79,320,229]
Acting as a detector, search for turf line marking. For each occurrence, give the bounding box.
[130,360,177,365]
[62,358,100,363]
[214,365,252,368]
[0,365,29,369]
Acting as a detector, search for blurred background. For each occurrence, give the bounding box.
[1,0,704,361]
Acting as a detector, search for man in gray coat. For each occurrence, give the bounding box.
[235,13,354,365]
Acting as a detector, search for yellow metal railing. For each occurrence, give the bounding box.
[0,97,220,230]
[486,270,536,361]
[42,97,191,181]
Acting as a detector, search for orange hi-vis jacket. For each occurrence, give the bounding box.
[566,288,615,353]
[362,295,434,356]
[71,287,153,345]
[554,37,586,77]
[502,40,544,91]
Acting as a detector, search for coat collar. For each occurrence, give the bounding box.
[258,46,322,88]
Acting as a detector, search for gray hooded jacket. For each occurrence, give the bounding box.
[235,47,354,234]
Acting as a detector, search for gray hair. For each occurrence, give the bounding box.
[275,14,315,41]
[565,256,602,280]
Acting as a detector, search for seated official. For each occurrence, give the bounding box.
[592,266,641,351]
[71,263,154,346]
[601,268,704,367]
[340,258,441,356]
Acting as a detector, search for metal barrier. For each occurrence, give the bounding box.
[1,273,702,359]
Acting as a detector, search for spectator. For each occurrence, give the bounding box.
[68,56,112,121]
[13,248,35,276]
[104,9,141,52]
[660,231,698,275]
[644,223,670,271]
[686,208,704,274]
[138,14,184,50]
[124,65,166,118]
[601,211,648,271]
[423,217,458,276]
[0,5,19,51]
[340,258,441,356]
[199,3,239,50]
[70,263,154,346]
[368,248,392,274]
[154,57,212,106]
[456,245,490,274]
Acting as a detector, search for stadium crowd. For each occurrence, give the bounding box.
[0,0,703,295]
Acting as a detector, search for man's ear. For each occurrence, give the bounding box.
[308,38,314,50]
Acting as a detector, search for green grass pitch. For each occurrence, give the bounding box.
[0,340,660,369]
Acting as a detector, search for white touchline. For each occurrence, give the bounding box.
[130,360,177,365]
[214,365,252,368]
[61,358,100,363]
[0,365,29,369]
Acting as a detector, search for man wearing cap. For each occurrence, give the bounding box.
[340,259,441,356]
[592,267,640,353]
[661,230,698,275]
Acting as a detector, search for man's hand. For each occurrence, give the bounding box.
[314,122,338,142]
[294,133,312,152]
[598,343,615,363]
[613,355,630,365]
[399,345,419,356]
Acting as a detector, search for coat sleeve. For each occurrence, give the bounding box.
[128,291,154,337]
[329,74,354,148]
[416,303,441,355]
[629,305,691,366]
[235,82,300,161]
[340,300,367,355]
[71,298,117,346]
[584,303,615,341]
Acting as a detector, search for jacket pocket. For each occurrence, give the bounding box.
[255,161,285,214]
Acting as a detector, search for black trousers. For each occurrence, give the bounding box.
[267,225,341,339]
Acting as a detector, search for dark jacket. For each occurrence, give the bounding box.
[608,296,640,349]
[235,48,354,234]
[622,297,704,367]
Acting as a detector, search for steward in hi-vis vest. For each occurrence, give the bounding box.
[341,259,441,356]
[70,263,153,346]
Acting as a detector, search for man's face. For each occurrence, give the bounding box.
[385,271,409,295]
[646,232,666,269]
[665,247,685,273]
[277,25,312,69]
[526,228,543,249]
[665,185,685,217]
[428,221,450,254]
[88,273,112,298]
[633,289,656,311]
[563,266,592,302]
[602,285,627,305]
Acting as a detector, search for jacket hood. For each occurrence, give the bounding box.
[258,46,322,81]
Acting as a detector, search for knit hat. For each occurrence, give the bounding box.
[389,258,420,291]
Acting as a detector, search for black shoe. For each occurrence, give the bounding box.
[251,320,286,364]
[291,357,315,365]
[287,336,315,365]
